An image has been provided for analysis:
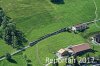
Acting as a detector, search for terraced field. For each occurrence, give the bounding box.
[0,0,100,66]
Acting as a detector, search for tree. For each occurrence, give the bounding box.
[0,7,5,25]
[1,16,11,29]
[5,53,12,60]
[3,23,27,47]
[3,23,15,44]
[0,26,3,38]
[51,0,64,4]
[15,30,27,45]
[11,31,17,48]
[0,7,27,48]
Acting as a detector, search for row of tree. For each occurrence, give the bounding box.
[0,7,27,48]
[51,0,64,4]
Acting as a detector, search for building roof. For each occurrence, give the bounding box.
[58,49,67,54]
[74,24,88,30]
[69,43,91,54]
[65,48,73,53]
[95,34,100,43]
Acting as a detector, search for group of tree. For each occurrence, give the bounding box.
[0,7,27,48]
[51,0,64,4]
[5,53,12,60]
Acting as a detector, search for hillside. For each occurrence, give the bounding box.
[0,0,100,66]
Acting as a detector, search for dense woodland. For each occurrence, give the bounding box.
[0,7,27,48]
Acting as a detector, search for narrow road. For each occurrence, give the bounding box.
[93,0,100,28]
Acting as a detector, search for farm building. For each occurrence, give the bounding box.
[71,24,88,32]
[57,49,68,56]
[93,34,100,43]
[56,48,72,58]
[67,43,91,54]
[56,43,91,57]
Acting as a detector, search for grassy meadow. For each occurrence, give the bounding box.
[0,0,100,66]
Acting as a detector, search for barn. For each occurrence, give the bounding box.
[56,43,91,57]
[67,43,91,55]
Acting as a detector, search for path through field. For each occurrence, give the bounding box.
[93,0,100,28]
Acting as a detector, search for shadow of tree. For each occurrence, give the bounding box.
[51,0,65,4]
[27,59,31,63]
[7,59,17,64]
[26,59,32,66]
[27,64,32,66]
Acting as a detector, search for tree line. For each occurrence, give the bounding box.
[0,7,27,48]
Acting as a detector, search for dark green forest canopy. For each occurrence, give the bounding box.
[0,7,27,48]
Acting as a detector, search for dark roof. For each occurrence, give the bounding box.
[74,24,88,30]
[94,34,100,43]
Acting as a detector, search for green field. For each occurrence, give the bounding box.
[0,0,100,66]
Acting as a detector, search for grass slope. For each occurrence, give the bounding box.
[0,0,100,66]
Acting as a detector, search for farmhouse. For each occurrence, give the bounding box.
[56,43,91,57]
[72,24,88,32]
